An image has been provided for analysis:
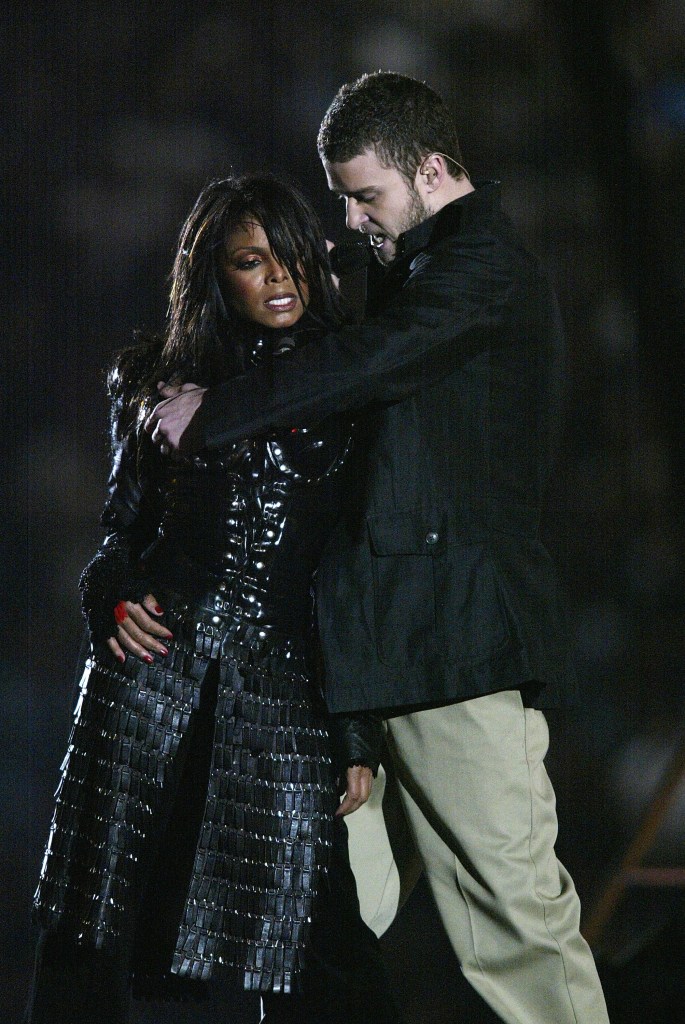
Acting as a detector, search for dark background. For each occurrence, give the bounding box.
[3,2,684,1021]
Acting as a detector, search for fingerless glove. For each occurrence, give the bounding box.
[79,534,157,646]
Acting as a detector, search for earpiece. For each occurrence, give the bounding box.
[420,152,471,183]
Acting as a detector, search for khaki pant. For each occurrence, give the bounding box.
[346,690,610,1024]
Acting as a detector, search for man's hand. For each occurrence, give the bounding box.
[336,765,373,817]
[144,382,207,455]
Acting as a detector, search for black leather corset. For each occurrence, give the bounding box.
[146,416,353,635]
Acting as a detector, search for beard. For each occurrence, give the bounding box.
[399,184,432,235]
[372,185,432,265]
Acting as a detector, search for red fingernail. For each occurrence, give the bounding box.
[154,605,164,614]
[159,646,169,657]
[143,654,154,664]
[117,653,125,664]
[165,632,174,639]
[114,601,128,625]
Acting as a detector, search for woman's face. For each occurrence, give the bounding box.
[220,220,309,329]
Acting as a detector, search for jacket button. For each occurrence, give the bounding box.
[425,531,439,545]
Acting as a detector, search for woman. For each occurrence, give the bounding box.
[27,175,397,1024]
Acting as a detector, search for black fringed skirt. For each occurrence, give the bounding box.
[33,612,338,995]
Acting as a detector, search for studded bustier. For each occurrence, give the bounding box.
[79,326,357,656]
[146,416,353,636]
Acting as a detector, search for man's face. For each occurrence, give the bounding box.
[324,148,431,265]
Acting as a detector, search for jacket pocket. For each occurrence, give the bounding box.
[368,510,511,668]
[367,509,441,667]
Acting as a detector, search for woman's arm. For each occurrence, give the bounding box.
[80,421,172,663]
[79,538,171,664]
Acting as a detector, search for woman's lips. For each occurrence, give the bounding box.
[265,294,298,311]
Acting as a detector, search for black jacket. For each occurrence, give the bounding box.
[200,182,577,713]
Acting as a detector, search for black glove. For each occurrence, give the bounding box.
[329,711,383,778]
[79,533,156,647]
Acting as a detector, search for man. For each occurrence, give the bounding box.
[146,72,609,1024]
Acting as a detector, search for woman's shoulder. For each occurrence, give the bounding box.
[106,333,164,445]
[107,333,164,403]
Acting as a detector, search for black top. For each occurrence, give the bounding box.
[145,420,353,636]
[103,330,355,639]
[197,183,577,713]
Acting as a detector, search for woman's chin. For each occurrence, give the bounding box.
[256,309,304,330]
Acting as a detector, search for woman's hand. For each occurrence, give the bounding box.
[336,765,373,817]
[106,593,173,664]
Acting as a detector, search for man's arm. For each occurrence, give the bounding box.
[148,235,515,452]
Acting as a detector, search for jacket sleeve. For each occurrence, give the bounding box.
[79,408,163,647]
[328,711,384,778]
[199,233,515,447]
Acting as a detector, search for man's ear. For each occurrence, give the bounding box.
[415,153,448,194]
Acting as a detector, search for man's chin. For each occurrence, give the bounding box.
[370,236,397,265]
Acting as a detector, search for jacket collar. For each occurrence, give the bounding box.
[394,180,502,263]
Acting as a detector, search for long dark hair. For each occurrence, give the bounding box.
[111,174,342,429]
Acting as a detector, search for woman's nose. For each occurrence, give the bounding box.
[267,261,288,282]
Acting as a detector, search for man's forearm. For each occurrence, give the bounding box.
[198,244,513,448]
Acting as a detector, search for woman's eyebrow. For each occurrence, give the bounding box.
[226,244,270,258]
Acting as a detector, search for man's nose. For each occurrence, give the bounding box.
[345,198,368,232]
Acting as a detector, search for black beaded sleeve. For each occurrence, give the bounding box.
[80,352,165,647]
[79,531,158,646]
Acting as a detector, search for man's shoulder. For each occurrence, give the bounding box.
[425,197,539,277]
[419,218,525,276]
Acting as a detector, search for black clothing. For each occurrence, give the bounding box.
[198,183,576,713]
[32,331,381,1002]
[27,822,398,1024]
[24,930,132,1024]
[261,819,400,1024]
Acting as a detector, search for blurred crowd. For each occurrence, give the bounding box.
[3,1,684,1020]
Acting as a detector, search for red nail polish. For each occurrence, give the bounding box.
[117,653,126,664]
[165,632,174,640]
[159,647,169,657]
[143,654,154,664]
[154,605,164,614]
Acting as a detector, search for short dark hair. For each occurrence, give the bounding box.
[317,72,464,183]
